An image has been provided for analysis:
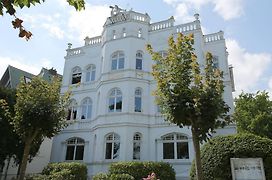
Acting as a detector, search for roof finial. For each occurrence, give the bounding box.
[194,13,200,20]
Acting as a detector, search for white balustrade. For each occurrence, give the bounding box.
[66,48,84,57]
[204,31,224,43]
[85,36,102,46]
[149,18,174,32]
[175,22,198,33]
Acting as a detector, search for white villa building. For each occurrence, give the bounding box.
[50,6,236,180]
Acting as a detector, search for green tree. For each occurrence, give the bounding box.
[147,33,230,180]
[3,77,70,180]
[234,91,272,139]
[0,0,85,40]
[0,87,44,180]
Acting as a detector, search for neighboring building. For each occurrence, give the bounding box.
[0,66,60,179]
[50,6,236,180]
[0,65,34,88]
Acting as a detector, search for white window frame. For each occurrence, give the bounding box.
[111,51,125,70]
[65,137,85,161]
[162,133,189,160]
[134,88,142,112]
[105,133,120,160]
[136,51,143,70]
[81,97,92,120]
[108,88,122,112]
[133,133,142,160]
[71,66,82,84]
[85,65,96,82]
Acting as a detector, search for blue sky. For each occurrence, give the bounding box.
[1,0,272,97]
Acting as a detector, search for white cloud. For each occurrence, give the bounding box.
[0,56,41,78]
[68,4,110,41]
[22,13,65,39]
[213,0,244,20]
[226,39,272,97]
[41,23,65,39]
[163,0,244,21]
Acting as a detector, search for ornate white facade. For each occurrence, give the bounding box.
[50,6,235,180]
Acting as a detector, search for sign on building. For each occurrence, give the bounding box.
[230,158,266,180]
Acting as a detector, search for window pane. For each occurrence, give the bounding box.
[66,146,75,160]
[177,142,189,159]
[116,97,122,112]
[109,98,115,112]
[113,142,120,159]
[75,145,84,160]
[67,109,72,120]
[136,59,142,70]
[133,142,141,160]
[87,105,92,119]
[86,72,90,82]
[105,143,112,159]
[163,143,174,159]
[118,58,124,69]
[112,59,117,70]
[135,97,142,112]
[91,70,95,81]
[72,109,77,120]
[72,73,81,84]
[81,105,86,119]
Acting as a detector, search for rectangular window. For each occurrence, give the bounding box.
[72,110,77,120]
[67,109,72,120]
[116,97,122,112]
[65,146,74,160]
[91,71,95,81]
[113,142,120,159]
[133,142,141,160]
[118,58,125,69]
[105,143,112,159]
[72,73,81,84]
[177,142,189,159]
[75,145,84,160]
[112,59,117,70]
[86,72,91,82]
[109,98,115,112]
[135,97,142,112]
[163,143,174,159]
[136,59,142,70]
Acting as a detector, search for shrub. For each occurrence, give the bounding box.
[92,173,109,180]
[42,162,87,180]
[109,173,135,180]
[92,173,134,180]
[190,133,272,180]
[109,161,175,180]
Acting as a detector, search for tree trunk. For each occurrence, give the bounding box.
[18,138,32,180]
[191,126,203,180]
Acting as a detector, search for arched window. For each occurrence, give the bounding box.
[122,28,126,37]
[67,99,77,120]
[108,88,122,112]
[65,137,85,160]
[86,65,96,82]
[111,51,125,70]
[105,133,120,159]
[136,51,143,70]
[162,133,189,159]
[71,66,82,84]
[138,28,142,38]
[134,88,142,112]
[133,133,142,160]
[81,98,92,119]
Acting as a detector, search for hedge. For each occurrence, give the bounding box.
[93,173,134,180]
[190,133,272,180]
[109,161,175,180]
[41,162,87,180]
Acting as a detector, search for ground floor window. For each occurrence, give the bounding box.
[162,133,189,159]
[105,133,120,159]
[65,137,85,160]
